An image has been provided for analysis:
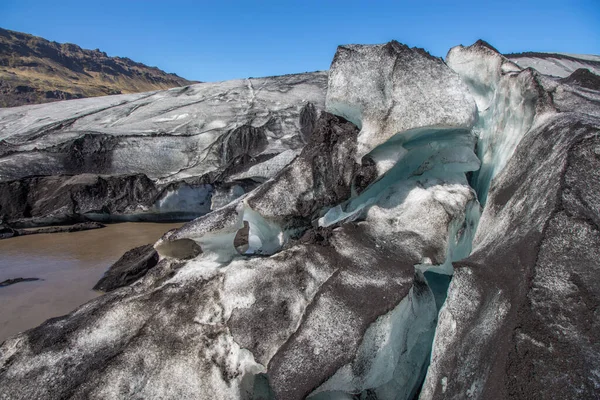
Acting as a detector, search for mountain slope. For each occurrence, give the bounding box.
[0,27,196,107]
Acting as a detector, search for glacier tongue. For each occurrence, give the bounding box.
[0,50,480,398]
[0,72,327,183]
[0,72,327,226]
[3,39,597,400]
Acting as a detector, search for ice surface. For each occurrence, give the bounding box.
[155,183,213,215]
[210,184,246,210]
[447,41,554,204]
[12,38,596,400]
[421,44,600,399]
[326,41,477,164]
[308,271,437,400]
[156,197,286,262]
[319,128,479,230]
[230,149,301,182]
[416,200,481,275]
[0,72,327,183]
[506,53,600,78]
[242,206,285,255]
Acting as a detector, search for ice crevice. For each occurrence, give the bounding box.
[304,41,550,400]
[303,125,481,400]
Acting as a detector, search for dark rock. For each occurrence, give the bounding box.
[13,222,104,237]
[0,277,40,287]
[353,156,378,194]
[0,173,160,226]
[0,223,16,239]
[298,226,333,246]
[93,244,159,292]
[44,90,84,100]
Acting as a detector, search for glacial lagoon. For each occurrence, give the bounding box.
[0,222,182,343]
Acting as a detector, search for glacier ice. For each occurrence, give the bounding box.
[318,128,479,231]
[326,41,477,165]
[420,44,600,399]
[155,182,213,216]
[229,149,301,182]
[0,72,328,226]
[2,40,598,400]
[210,184,246,210]
[506,52,600,78]
[242,206,285,255]
[308,271,437,400]
[446,41,554,204]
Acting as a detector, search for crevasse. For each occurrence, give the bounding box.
[309,46,548,400]
[304,125,480,400]
[415,45,554,400]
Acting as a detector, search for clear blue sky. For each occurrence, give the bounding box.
[1,0,598,82]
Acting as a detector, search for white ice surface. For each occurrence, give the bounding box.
[229,149,301,182]
[0,72,327,183]
[507,54,600,77]
[326,42,476,163]
[156,184,213,215]
[447,43,553,204]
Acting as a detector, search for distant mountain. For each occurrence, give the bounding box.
[0,27,197,107]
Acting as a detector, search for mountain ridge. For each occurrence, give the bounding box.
[0,27,197,107]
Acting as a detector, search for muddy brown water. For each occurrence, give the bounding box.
[0,222,183,344]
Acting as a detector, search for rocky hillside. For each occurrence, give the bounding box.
[0,27,196,107]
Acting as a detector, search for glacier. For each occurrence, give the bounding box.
[1,39,599,400]
[419,42,600,400]
[0,72,327,226]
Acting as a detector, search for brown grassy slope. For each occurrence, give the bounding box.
[0,27,198,107]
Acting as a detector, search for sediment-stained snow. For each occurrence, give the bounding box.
[0,72,327,183]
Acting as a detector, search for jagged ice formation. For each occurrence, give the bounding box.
[1,40,599,400]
